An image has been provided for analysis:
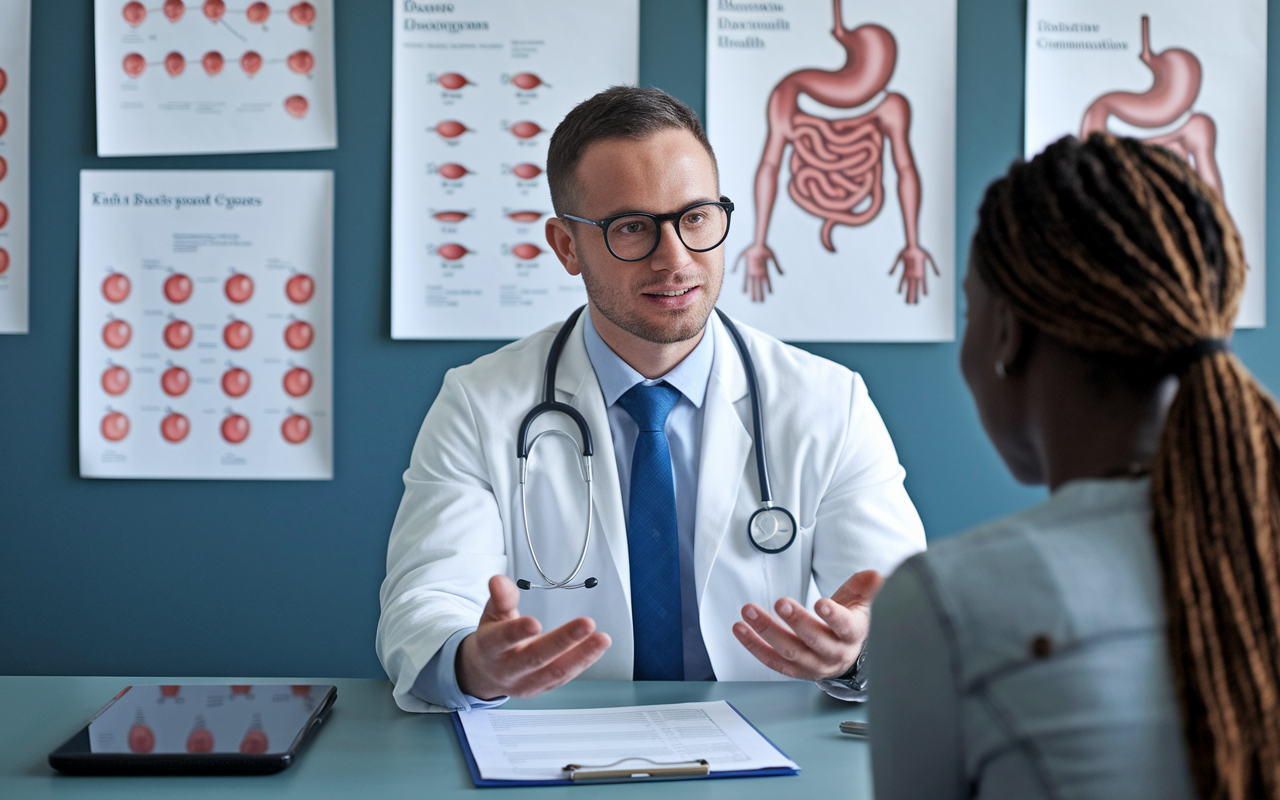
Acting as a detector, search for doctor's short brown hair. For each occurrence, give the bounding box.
[546,86,717,218]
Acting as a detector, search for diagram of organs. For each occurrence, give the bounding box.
[1080,15,1222,198]
[738,0,936,305]
[79,169,333,479]
[95,0,335,156]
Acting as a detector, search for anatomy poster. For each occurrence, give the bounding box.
[390,0,639,340]
[94,0,337,156]
[79,170,333,480]
[707,0,956,342]
[1025,0,1267,327]
[0,0,29,333]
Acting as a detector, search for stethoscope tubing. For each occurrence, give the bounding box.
[515,306,796,590]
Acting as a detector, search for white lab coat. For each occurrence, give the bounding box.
[377,312,926,712]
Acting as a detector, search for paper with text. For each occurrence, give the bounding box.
[79,170,333,480]
[390,0,638,339]
[0,0,29,333]
[456,700,798,782]
[1025,0,1267,327]
[94,0,337,156]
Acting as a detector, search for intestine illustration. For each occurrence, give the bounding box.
[736,0,936,304]
[1080,16,1222,199]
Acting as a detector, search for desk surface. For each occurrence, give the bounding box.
[0,677,870,798]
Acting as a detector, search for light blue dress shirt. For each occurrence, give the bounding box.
[411,311,717,709]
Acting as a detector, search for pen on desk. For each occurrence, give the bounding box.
[840,720,869,737]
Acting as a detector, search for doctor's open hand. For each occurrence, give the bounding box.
[456,575,612,701]
[732,570,884,681]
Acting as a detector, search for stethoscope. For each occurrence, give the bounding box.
[515,305,798,591]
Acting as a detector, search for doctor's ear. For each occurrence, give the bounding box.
[546,217,581,276]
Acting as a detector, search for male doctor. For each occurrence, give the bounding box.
[377,87,925,712]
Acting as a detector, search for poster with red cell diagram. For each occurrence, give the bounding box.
[94,0,336,156]
[1025,0,1267,327]
[706,0,956,342]
[390,0,639,339]
[0,0,29,333]
[79,170,333,480]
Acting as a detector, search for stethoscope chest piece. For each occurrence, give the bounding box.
[748,505,797,554]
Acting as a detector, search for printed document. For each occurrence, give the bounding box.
[456,700,799,781]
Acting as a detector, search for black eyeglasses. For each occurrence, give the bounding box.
[562,197,734,262]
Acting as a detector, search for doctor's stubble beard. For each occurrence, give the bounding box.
[577,253,724,345]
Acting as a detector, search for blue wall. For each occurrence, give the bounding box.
[1,0,1277,678]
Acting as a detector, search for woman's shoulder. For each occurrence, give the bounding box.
[885,478,1166,687]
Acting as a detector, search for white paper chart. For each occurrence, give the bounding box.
[390,0,638,340]
[79,170,333,480]
[1025,0,1267,327]
[94,0,337,156]
[707,0,956,342]
[0,0,29,334]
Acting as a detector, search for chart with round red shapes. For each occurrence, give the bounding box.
[0,0,28,334]
[81,170,332,479]
[95,0,335,156]
[390,0,634,339]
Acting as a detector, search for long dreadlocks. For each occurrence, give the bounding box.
[972,132,1280,800]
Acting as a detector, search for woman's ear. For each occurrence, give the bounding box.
[994,295,1033,376]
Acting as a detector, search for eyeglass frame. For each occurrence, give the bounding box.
[561,196,735,263]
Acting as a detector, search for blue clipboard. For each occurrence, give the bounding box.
[450,701,800,787]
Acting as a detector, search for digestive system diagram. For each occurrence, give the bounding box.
[117,1,318,118]
[736,0,936,304]
[1080,15,1222,199]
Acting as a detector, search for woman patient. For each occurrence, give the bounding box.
[870,133,1280,799]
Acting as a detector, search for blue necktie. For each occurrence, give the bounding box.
[617,382,684,681]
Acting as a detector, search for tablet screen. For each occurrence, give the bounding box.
[86,684,331,756]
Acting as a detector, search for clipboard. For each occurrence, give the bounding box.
[449,701,799,787]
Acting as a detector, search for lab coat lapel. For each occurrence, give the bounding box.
[553,313,632,610]
[694,315,752,604]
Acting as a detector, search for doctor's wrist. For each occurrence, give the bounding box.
[813,638,868,701]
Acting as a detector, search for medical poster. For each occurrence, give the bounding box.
[390,0,639,340]
[0,0,29,334]
[1025,0,1267,327]
[94,0,337,156]
[706,0,956,342]
[79,170,333,480]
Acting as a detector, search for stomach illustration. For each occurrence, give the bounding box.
[1080,15,1223,198]
[737,0,936,305]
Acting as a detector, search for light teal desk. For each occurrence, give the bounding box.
[0,677,870,798]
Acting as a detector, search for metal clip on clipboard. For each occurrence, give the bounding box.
[562,757,711,782]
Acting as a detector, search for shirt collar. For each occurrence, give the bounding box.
[583,308,714,409]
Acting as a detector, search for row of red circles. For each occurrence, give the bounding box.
[102,271,314,304]
[122,1,316,27]
[102,364,311,398]
[102,317,313,351]
[122,49,314,78]
[101,409,311,444]
[0,65,8,276]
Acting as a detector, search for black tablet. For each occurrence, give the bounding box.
[48,683,336,776]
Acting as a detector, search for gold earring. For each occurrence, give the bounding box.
[995,361,1007,379]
